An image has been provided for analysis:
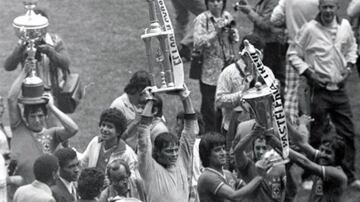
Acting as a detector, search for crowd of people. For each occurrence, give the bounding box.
[0,0,360,201]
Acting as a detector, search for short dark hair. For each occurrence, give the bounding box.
[33,154,58,183]
[99,108,127,136]
[106,159,131,180]
[53,148,77,168]
[204,0,227,13]
[239,34,266,52]
[24,104,47,119]
[320,136,345,165]
[124,70,152,95]
[199,132,225,167]
[153,132,179,164]
[77,168,105,200]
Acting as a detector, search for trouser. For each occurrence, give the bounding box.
[263,42,288,100]
[199,81,221,132]
[310,87,357,183]
[171,0,205,47]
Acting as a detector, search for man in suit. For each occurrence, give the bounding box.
[52,148,80,202]
[13,154,59,202]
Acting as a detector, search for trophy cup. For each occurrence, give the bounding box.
[13,0,48,104]
[141,0,184,93]
[241,40,289,162]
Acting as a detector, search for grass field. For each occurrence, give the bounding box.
[0,0,360,201]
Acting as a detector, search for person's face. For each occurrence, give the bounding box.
[318,144,336,166]
[26,109,46,132]
[99,121,118,143]
[110,165,130,196]
[253,138,268,161]
[319,0,338,25]
[156,143,179,168]
[209,144,227,167]
[208,0,223,16]
[60,157,80,182]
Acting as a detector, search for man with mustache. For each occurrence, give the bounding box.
[136,85,198,202]
[287,0,360,187]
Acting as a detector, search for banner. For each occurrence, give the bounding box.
[156,0,184,88]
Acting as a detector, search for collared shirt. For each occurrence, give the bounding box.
[193,10,234,86]
[285,18,358,121]
[59,177,76,198]
[215,59,275,130]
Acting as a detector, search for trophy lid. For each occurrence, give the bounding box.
[242,82,272,100]
[13,0,48,30]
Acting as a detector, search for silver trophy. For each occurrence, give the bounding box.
[141,0,184,93]
[13,0,48,104]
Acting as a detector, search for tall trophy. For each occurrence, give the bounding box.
[241,40,289,163]
[141,0,184,93]
[241,40,274,132]
[13,0,48,104]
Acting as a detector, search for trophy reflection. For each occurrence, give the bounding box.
[141,0,184,93]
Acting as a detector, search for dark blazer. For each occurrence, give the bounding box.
[51,178,76,202]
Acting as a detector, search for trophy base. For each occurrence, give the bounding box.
[151,86,184,93]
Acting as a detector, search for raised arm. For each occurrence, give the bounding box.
[179,85,199,165]
[38,35,70,72]
[233,120,259,169]
[236,0,279,31]
[45,93,78,141]
[7,67,28,127]
[4,41,26,71]
[270,0,286,27]
[137,89,155,181]
[287,118,318,160]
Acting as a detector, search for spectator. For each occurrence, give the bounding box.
[215,34,275,134]
[77,168,105,202]
[8,66,78,184]
[52,148,80,202]
[137,85,198,202]
[110,70,152,150]
[13,154,59,202]
[171,0,206,61]
[287,0,360,187]
[197,131,263,201]
[80,108,138,178]
[193,0,237,132]
[99,159,146,202]
[270,0,319,124]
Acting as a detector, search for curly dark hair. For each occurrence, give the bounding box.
[77,168,105,200]
[99,108,127,136]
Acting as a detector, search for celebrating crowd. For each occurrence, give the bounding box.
[0,0,360,201]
